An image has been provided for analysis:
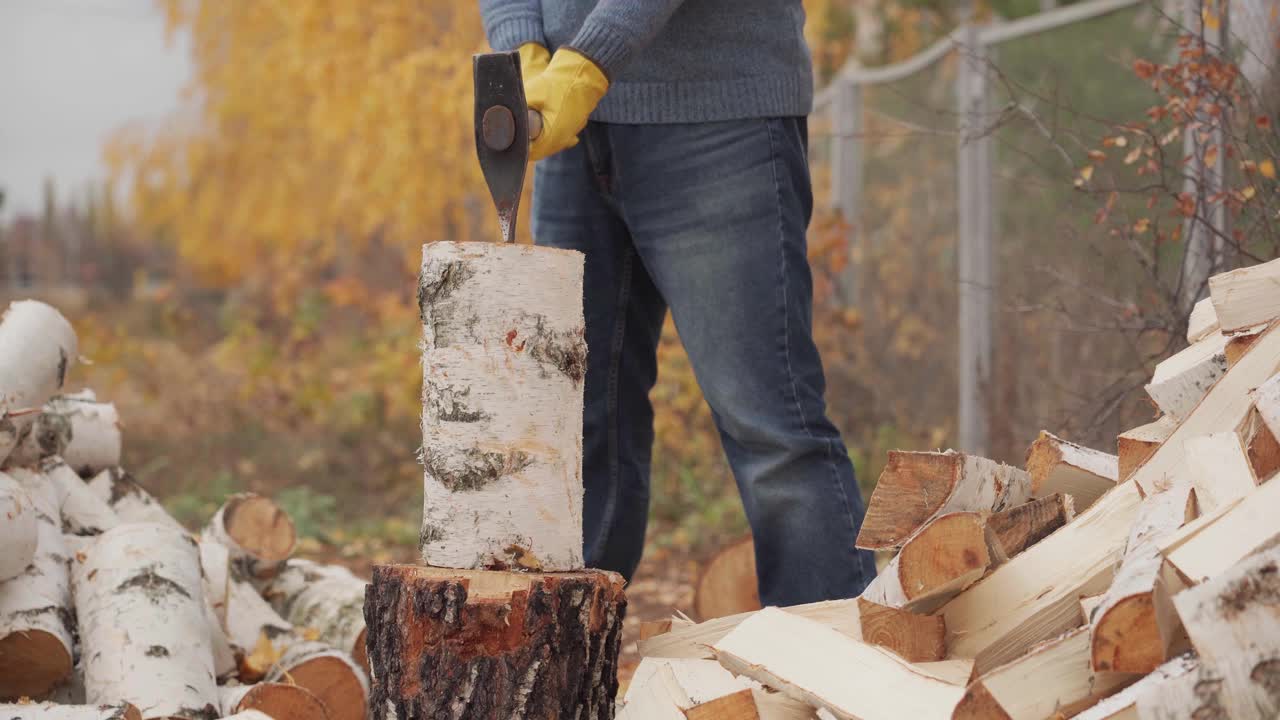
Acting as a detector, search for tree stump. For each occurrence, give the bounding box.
[364,564,626,720]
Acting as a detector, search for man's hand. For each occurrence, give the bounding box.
[518,42,551,81]
[524,49,608,162]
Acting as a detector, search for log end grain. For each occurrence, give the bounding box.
[694,537,760,622]
[0,628,73,700]
[898,512,989,602]
[285,654,365,720]
[1091,594,1164,674]
[224,494,297,570]
[856,451,959,550]
[230,682,330,720]
[950,682,1013,720]
[856,598,947,663]
[364,564,626,720]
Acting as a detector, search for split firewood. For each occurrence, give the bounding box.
[1116,417,1175,482]
[625,658,749,708]
[46,458,118,536]
[1208,255,1280,333]
[952,626,1137,720]
[0,703,140,720]
[364,564,622,719]
[1159,475,1280,582]
[6,394,121,476]
[1225,325,1266,366]
[856,450,1031,551]
[1186,296,1219,343]
[916,659,975,686]
[751,689,819,720]
[1172,543,1280,720]
[1239,405,1280,480]
[941,481,1142,675]
[258,558,368,673]
[418,241,588,571]
[985,493,1074,557]
[1024,432,1117,510]
[1131,659,1226,720]
[0,471,38,581]
[71,522,218,719]
[1182,431,1257,513]
[639,597,945,664]
[1090,483,1195,674]
[694,536,760,621]
[861,512,992,613]
[640,617,694,641]
[1253,370,1280,443]
[1129,321,1280,496]
[263,641,367,720]
[712,607,965,720]
[1071,653,1197,720]
[202,492,296,580]
[85,467,184,532]
[683,689,761,720]
[1079,592,1105,624]
[0,472,73,700]
[1143,331,1229,421]
[618,663,695,720]
[0,300,78,466]
[219,682,329,720]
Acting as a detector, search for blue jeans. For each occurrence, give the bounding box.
[532,117,877,606]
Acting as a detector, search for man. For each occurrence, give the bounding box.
[478,0,877,606]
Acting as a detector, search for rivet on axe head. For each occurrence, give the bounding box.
[481,105,516,151]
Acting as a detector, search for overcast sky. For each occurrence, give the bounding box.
[0,0,190,217]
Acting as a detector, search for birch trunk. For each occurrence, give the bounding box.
[0,470,38,580]
[0,300,78,466]
[263,641,368,720]
[1090,483,1194,674]
[418,241,587,571]
[85,468,184,532]
[201,493,296,580]
[219,683,329,720]
[72,522,218,720]
[0,704,140,720]
[258,558,368,673]
[199,541,230,628]
[224,575,294,681]
[6,396,121,475]
[46,458,118,536]
[0,471,74,700]
[1171,543,1280,719]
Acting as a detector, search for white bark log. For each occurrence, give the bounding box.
[418,241,587,571]
[1072,653,1197,720]
[1024,431,1118,510]
[1089,483,1194,674]
[0,470,38,580]
[1208,256,1280,333]
[0,703,139,720]
[218,682,329,720]
[1172,544,1280,720]
[46,458,118,536]
[201,493,295,580]
[263,640,368,720]
[1182,431,1257,513]
[258,559,367,671]
[72,522,218,720]
[1186,296,1220,343]
[85,468,184,532]
[1160,475,1280,582]
[0,301,78,466]
[199,541,230,627]
[1144,331,1229,421]
[224,575,293,676]
[0,470,74,699]
[711,607,964,720]
[6,396,121,475]
[218,713,271,720]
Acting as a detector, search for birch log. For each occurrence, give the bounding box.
[1090,483,1194,674]
[1024,431,1117,510]
[418,241,587,571]
[224,576,293,681]
[0,704,140,720]
[1072,654,1197,720]
[6,396,121,475]
[259,558,368,673]
[1186,296,1220,343]
[263,641,368,720]
[72,522,218,720]
[1172,543,1280,719]
[85,468,184,532]
[861,512,992,613]
[201,493,296,580]
[199,541,230,627]
[46,458,118,536]
[855,451,1031,551]
[1117,417,1174,482]
[5,403,72,468]
[0,300,78,465]
[219,683,329,720]
[1208,255,1280,333]
[1143,331,1229,422]
[0,472,73,699]
[0,471,38,580]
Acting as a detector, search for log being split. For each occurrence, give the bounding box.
[201,492,296,579]
[0,704,140,720]
[72,522,218,720]
[0,472,73,700]
[364,564,625,719]
[418,241,587,571]
[1024,432,1117,510]
[219,683,329,720]
[855,451,1031,551]
[1089,483,1194,674]
[85,467,184,532]
[0,471,38,580]
[0,301,78,465]
[259,558,369,673]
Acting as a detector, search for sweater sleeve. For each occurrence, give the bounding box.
[479,0,545,52]
[567,0,687,77]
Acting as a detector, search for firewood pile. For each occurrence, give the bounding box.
[0,300,371,720]
[624,258,1280,719]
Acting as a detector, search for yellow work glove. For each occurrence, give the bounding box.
[524,48,609,162]
[518,42,551,80]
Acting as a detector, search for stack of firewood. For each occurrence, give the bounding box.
[626,257,1280,719]
[0,300,371,720]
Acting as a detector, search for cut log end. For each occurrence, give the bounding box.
[282,655,365,720]
[694,537,760,621]
[857,451,959,549]
[1091,593,1163,674]
[950,682,1012,720]
[0,628,74,700]
[898,512,988,603]
[224,494,297,568]
[225,683,329,720]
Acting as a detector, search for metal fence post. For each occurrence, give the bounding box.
[957,23,994,455]
[831,79,864,305]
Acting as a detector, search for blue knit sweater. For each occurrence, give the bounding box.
[478,0,814,124]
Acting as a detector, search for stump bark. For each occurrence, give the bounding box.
[364,564,626,720]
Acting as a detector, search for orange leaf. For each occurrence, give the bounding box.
[1133,59,1158,80]
[1134,218,1151,234]
[1261,160,1277,180]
